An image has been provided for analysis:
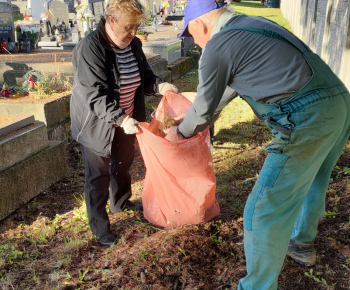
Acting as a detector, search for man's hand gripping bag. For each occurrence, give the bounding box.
[136,91,220,228]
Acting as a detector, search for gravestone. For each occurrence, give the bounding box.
[92,1,104,24]
[31,0,47,20]
[0,0,14,41]
[326,0,350,75]
[64,0,75,13]
[49,0,70,26]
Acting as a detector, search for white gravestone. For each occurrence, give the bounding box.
[92,1,104,24]
[31,0,47,20]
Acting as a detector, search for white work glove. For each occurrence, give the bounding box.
[158,82,179,95]
[120,116,140,134]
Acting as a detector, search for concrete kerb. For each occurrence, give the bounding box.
[0,115,35,137]
[0,140,66,221]
[0,93,71,142]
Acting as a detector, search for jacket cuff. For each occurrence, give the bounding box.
[176,127,187,139]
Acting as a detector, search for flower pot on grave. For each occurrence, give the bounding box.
[136,35,148,42]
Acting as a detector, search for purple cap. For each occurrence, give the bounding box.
[178,0,220,38]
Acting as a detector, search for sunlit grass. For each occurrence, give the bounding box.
[231,0,292,31]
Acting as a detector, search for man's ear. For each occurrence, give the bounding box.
[193,18,208,35]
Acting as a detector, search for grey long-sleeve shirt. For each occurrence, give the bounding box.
[178,11,312,138]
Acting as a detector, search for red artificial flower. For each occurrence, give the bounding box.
[1,90,10,98]
[28,81,35,88]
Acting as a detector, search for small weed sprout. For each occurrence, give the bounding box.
[55,254,72,268]
[0,273,15,290]
[48,270,60,284]
[178,247,186,256]
[304,268,328,286]
[78,266,90,283]
[139,248,150,260]
[63,237,87,252]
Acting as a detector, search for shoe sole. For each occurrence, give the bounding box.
[98,241,116,246]
[286,252,316,266]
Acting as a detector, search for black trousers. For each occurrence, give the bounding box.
[80,127,135,237]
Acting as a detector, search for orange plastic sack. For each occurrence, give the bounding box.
[136,91,220,228]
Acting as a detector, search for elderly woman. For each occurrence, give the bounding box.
[71,0,178,246]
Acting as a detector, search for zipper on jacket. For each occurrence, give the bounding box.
[108,126,115,156]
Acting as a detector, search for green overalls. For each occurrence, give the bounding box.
[220,26,350,290]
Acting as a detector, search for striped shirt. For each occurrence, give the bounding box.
[113,46,141,117]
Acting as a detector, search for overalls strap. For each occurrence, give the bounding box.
[220,26,311,53]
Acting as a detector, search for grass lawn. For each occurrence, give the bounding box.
[0,2,349,290]
[231,0,292,31]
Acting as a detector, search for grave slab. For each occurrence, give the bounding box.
[141,39,182,64]
[146,53,170,81]
[0,120,49,172]
[167,57,193,82]
[38,41,61,47]
[61,42,76,50]
[0,140,66,221]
